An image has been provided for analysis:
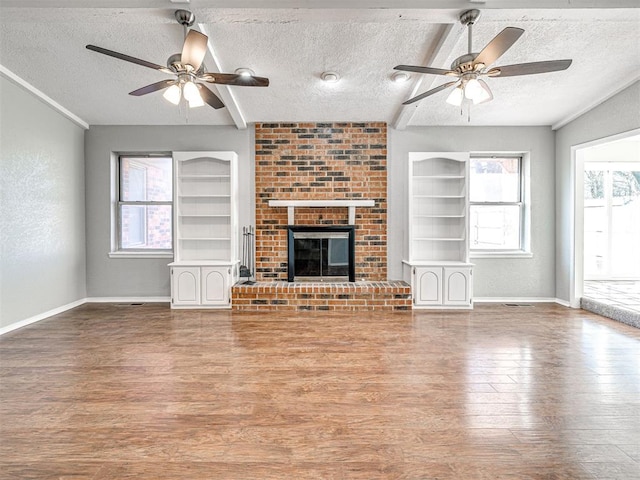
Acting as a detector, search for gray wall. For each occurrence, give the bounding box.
[389,126,556,298]
[84,125,253,298]
[555,81,640,303]
[0,76,86,328]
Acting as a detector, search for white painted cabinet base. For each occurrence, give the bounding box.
[404,262,473,309]
[171,266,201,306]
[170,263,236,309]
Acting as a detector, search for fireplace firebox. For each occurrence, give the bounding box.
[287,226,355,282]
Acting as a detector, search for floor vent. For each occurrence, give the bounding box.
[116,303,146,307]
[504,303,533,307]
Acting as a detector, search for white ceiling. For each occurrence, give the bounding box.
[1,1,639,129]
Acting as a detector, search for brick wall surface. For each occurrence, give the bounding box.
[255,122,387,282]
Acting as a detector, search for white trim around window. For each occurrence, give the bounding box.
[110,152,174,258]
[469,152,532,258]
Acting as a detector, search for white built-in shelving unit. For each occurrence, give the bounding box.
[403,152,474,309]
[169,151,239,308]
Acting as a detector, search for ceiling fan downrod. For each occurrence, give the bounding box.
[451,9,481,73]
[174,9,195,40]
[459,9,480,55]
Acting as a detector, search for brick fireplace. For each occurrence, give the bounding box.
[231,122,411,311]
[254,122,388,282]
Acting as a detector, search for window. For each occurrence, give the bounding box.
[115,155,173,255]
[470,156,528,254]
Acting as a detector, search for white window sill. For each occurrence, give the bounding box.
[108,251,174,259]
[471,251,533,259]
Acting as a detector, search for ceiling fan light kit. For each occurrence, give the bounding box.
[85,9,269,112]
[446,85,464,106]
[394,8,572,109]
[162,84,182,105]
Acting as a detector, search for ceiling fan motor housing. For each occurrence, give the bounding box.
[451,53,479,73]
[459,9,481,26]
[174,9,195,27]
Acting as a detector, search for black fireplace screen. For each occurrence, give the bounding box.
[287,226,355,282]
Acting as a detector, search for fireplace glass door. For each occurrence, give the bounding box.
[288,227,355,282]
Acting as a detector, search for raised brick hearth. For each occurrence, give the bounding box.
[232,281,411,311]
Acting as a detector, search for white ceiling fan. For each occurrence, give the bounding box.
[395,9,572,106]
[86,9,269,110]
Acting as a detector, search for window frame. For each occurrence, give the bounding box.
[469,154,532,258]
[109,153,174,259]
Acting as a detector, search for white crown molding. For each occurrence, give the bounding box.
[552,75,640,131]
[0,64,90,130]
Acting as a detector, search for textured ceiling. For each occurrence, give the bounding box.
[1,2,638,128]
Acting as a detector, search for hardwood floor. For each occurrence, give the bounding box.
[1,303,639,479]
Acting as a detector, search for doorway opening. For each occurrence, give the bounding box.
[574,131,640,318]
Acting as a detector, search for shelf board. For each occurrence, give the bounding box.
[178,194,231,198]
[179,214,231,218]
[179,175,230,179]
[179,237,231,241]
[413,195,465,199]
[403,260,474,267]
[170,260,238,267]
[413,175,465,179]
[413,237,465,242]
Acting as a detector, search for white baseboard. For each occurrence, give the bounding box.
[0,298,87,336]
[474,297,572,306]
[554,298,573,308]
[85,297,171,303]
[0,297,172,336]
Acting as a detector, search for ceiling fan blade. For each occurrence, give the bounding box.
[129,80,176,96]
[200,72,270,87]
[487,59,573,77]
[86,45,172,74]
[197,84,225,109]
[394,65,455,76]
[473,27,524,68]
[403,81,459,105]
[181,30,208,71]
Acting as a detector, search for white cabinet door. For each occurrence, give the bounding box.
[201,266,230,306]
[443,267,472,306]
[171,267,201,306]
[413,267,443,306]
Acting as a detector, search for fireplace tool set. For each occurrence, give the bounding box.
[240,226,255,283]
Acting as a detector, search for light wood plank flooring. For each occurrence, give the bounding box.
[1,303,639,479]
